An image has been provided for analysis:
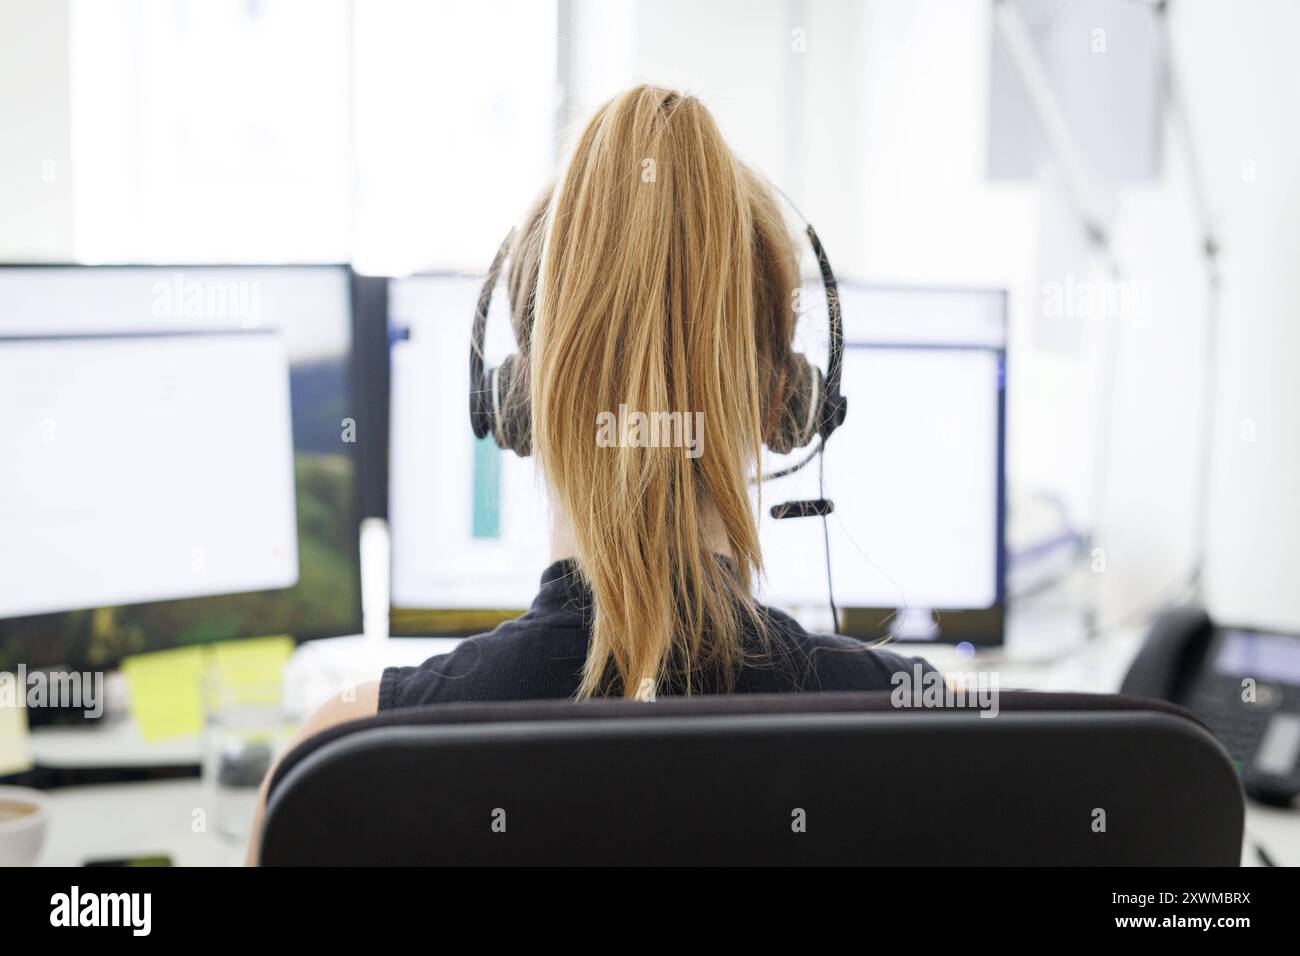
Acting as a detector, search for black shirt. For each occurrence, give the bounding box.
[379,559,937,709]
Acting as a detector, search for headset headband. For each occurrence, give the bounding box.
[804,221,848,439]
[469,228,516,441]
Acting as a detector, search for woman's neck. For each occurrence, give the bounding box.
[550,500,734,563]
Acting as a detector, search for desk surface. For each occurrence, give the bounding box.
[29,628,1300,867]
[39,780,244,867]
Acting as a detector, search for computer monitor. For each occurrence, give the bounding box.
[387,275,1005,644]
[759,283,1006,644]
[387,273,550,633]
[0,265,364,669]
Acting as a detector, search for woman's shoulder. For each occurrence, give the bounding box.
[754,603,938,693]
[379,615,589,709]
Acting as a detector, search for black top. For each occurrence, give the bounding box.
[380,560,938,709]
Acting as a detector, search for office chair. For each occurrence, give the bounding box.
[259,691,1244,865]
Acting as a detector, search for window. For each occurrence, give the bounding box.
[351,0,558,274]
[71,0,352,263]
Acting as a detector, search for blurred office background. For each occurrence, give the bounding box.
[2,0,1297,634]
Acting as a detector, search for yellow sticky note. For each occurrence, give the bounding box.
[0,694,33,777]
[212,635,294,687]
[121,645,208,742]
[122,637,294,741]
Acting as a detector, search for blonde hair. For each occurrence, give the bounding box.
[512,86,803,698]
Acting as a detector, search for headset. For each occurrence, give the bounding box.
[468,208,849,486]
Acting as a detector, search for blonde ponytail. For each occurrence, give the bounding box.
[524,86,800,698]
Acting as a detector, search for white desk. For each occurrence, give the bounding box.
[30,636,461,770]
[29,629,1300,867]
[37,780,244,867]
[30,635,460,867]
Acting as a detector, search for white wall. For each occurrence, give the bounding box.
[567,0,797,178]
[0,0,73,260]
[1176,1,1300,630]
[69,0,353,264]
[353,0,557,274]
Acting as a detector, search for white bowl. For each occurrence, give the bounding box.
[0,786,48,867]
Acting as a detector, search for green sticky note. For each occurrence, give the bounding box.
[121,645,208,742]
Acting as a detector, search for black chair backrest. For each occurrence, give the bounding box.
[260,691,1243,865]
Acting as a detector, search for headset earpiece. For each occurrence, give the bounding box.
[758,222,847,464]
[490,352,532,456]
[470,230,532,455]
[764,354,823,455]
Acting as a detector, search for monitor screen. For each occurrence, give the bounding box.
[0,265,362,669]
[387,276,1005,643]
[758,283,1006,642]
[388,274,550,620]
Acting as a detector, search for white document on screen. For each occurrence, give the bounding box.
[0,332,299,618]
[757,347,1001,612]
